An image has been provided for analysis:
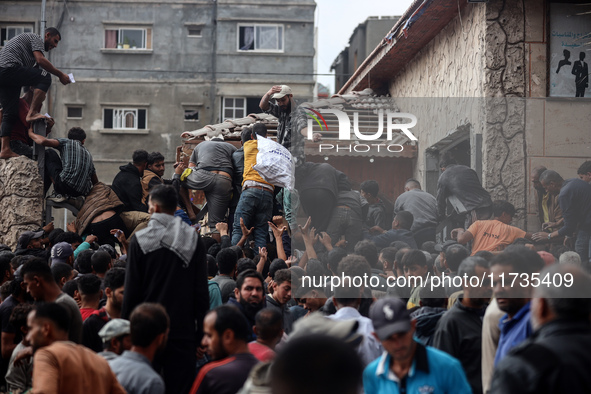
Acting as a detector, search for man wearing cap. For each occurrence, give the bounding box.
[364,297,471,394]
[260,85,308,167]
[260,85,318,233]
[15,230,50,260]
[97,319,131,361]
[50,242,73,267]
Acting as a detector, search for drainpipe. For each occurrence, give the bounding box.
[209,0,218,124]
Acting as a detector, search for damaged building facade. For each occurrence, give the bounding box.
[338,0,590,231]
[0,0,316,182]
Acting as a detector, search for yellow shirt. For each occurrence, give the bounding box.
[542,193,550,223]
[242,139,274,189]
[467,219,527,254]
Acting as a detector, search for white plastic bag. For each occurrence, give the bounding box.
[253,135,294,190]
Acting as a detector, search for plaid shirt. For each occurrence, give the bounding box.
[56,138,96,195]
[264,101,307,168]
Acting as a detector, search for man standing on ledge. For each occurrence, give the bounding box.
[0,27,71,159]
[260,85,319,233]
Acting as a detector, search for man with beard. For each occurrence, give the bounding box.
[140,151,187,222]
[83,268,125,352]
[227,270,266,341]
[190,305,259,394]
[109,303,169,394]
[364,297,471,394]
[141,151,167,204]
[260,85,318,232]
[21,258,83,343]
[489,248,544,366]
[432,257,491,394]
[490,264,591,394]
[27,303,125,393]
[122,185,209,394]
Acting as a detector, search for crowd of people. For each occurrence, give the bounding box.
[1,29,591,394]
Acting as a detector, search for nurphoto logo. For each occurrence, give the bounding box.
[304,108,418,154]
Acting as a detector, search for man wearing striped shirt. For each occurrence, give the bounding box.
[28,126,97,199]
[0,27,71,159]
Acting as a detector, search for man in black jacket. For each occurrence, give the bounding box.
[432,257,491,394]
[121,185,209,394]
[111,150,149,212]
[436,153,492,227]
[490,263,591,394]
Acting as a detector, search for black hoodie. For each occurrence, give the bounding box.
[111,163,148,212]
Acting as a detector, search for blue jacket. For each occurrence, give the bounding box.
[495,301,532,366]
[363,342,471,394]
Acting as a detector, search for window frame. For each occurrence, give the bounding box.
[0,23,34,47]
[184,108,200,122]
[102,107,148,131]
[66,106,83,120]
[237,23,284,53]
[103,27,151,50]
[222,97,247,119]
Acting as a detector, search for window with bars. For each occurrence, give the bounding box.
[103,108,147,130]
[1,24,34,47]
[238,24,283,52]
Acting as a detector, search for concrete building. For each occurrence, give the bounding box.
[338,0,591,232]
[330,16,400,92]
[0,0,316,183]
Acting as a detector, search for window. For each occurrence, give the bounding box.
[67,107,83,119]
[104,28,151,49]
[238,24,283,52]
[103,108,147,130]
[187,27,202,37]
[1,24,34,47]
[222,97,246,119]
[184,109,200,121]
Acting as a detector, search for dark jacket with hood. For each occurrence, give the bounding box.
[490,319,591,394]
[111,163,148,212]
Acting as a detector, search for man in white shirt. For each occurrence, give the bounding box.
[327,285,383,366]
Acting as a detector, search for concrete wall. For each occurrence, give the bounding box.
[387,3,488,191]
[1,0,315,186]
[521,0,591,231]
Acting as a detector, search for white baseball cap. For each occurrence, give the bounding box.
[272,85,293,99]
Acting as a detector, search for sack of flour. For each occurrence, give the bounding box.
[253,135,294,190]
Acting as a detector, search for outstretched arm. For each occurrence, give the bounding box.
[28,127,59,148]
[33,51,71,85]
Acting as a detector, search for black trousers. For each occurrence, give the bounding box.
[299,188,336,233]
[0,66,51,138]
[45,149,84,197]
[153,338,197,394]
